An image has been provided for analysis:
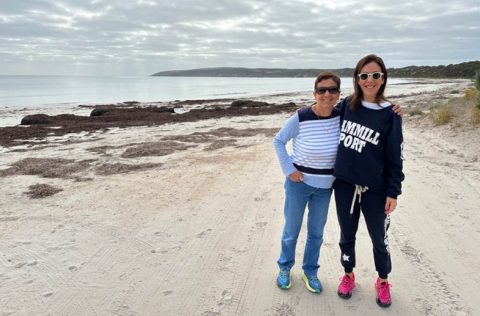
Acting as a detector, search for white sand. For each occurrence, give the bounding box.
[1,79,479,315]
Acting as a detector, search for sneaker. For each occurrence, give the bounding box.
[337,273,355,299]
[302,273,322,293]
[375,278,392,307]
[276,269,291,289]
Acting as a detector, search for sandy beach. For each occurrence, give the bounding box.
[1,79,479,315]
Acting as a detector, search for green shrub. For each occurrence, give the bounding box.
[409,110,423,116]
[465,88,477,100]
[475,71,480,109]
[475,70,480,91]
[472,106,480,125]
[433,105,452,125]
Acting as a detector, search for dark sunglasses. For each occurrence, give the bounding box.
[358,72,383,80]
[315,87,339,94]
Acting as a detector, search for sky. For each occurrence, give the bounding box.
[0,0,479,76]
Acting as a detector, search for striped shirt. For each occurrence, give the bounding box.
[273,106,341,188]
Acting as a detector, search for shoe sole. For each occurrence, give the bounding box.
[376,298,391,308]
[337,291,352,299]
[302,274,321,293]
[375,282,391,307]
[276,280,291,290]
[337,281,355,299]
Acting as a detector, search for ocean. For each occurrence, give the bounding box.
[0,75,313,108]
[0,75,409,109]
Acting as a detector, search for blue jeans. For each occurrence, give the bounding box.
[277,178,332,276]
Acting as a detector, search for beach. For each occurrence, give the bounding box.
[0,78,479,315]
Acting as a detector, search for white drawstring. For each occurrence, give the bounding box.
[350,185,369,215]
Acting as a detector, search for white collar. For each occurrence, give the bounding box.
[361,100,392,110]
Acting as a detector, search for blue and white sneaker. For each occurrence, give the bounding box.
[276,269,291,289]
[302,273,322,293]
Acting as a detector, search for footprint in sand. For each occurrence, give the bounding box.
[196,228,212,238]
[14,262,27,269]
[217,290,233,306]
[0,216,20,222]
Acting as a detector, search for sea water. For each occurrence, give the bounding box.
[0,75,409,109]
[0,75,313,108]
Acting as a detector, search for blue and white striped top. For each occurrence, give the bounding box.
[273,106,341,188]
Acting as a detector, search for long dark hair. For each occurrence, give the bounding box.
[350,54,388,109]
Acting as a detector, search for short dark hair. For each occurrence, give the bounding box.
[314,71,341,90]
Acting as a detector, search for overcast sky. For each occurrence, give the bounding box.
[1,0,479,76]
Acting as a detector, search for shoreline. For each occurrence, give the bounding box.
[0,78,469,128]
[0,78,479,315]
[0,78,471,149]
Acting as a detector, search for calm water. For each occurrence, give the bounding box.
[0,75,407,109]
[0,76,313,108]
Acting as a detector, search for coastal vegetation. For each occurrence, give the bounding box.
[432,83,480,127]
[475,71,480,109]
[472,71,480,124]
[433,104,453,125]
[472,106,480,125]
[152,61,480,79]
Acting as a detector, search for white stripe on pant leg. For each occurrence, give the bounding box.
[384,215,391,254]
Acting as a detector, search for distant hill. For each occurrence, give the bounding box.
[152,61,480,79]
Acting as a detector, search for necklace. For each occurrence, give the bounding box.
[310,105,338,134]
[311,105,333,118]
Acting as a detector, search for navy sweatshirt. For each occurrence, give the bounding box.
[334,97,404,198]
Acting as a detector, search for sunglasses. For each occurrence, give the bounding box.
[315,87,339,94]
[358,72,383,80]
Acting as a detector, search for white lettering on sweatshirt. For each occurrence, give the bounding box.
[339,120,380,153]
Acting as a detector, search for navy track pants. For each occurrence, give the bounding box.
[334,178,392,279]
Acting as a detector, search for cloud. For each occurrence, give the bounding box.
[0,0,478,75]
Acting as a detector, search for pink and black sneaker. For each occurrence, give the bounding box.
[337,273,355,299]
[375,277,392,307]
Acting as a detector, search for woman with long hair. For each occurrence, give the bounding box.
[334,54,404,308]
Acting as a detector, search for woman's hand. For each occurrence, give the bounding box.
[385,197,397,214]
[288,170,303,182]
[392,103,403,117]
